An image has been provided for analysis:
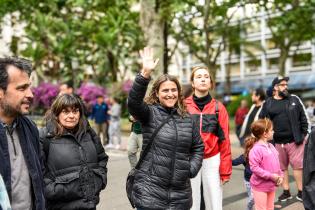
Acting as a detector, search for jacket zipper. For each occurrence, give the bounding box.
[7,129,17,156]
[168,117,178,205]
[200,113,203,134]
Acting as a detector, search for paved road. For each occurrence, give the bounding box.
[97,134,304,210]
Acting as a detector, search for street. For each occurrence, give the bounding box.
[97,134,304,210]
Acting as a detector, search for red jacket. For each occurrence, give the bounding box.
[185,96,232,181]
[235,107,249,125]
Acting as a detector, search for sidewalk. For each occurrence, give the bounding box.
[282,202,304,210]
[101,133,305,210]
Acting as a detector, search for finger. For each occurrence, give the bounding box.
[149,47,153,57]
[144,46,149,57]
[154,58,159,67]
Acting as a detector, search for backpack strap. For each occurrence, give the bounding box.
[214,100,226,142]
[215,99,219,119]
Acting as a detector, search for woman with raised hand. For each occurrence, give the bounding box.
[127,47,204,210]
[40,94,108,210]
[185,66,232,210]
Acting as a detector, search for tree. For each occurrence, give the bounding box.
[260,0,315,76]
[173,0,241,83]
[1,0,144,85]
[139,0,188,76]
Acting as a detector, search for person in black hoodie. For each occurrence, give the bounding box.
[259,76,310,202]
[40,94,108,210]
[127,47,204,210]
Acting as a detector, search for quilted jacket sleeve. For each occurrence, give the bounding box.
[189,120,204,178]
[127,73,151,124]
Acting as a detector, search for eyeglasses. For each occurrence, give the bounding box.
[277,83,288,87]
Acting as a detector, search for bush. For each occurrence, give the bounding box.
[32,82,59,114]
[76,83,107,106]
[113,79,134,118]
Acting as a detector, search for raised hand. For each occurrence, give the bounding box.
[139,47,159,78]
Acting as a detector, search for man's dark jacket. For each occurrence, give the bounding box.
[127,74,204,210]
[259,94,310,144]
[0,116,46,210]
[303,128,315,210]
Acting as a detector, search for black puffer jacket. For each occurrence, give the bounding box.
[127,74,204,210]
[303,128,315,210]
[39,121,108,210]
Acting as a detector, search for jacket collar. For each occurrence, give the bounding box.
[155,104,177,116]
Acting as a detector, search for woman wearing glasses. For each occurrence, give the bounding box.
[40,94,108,210]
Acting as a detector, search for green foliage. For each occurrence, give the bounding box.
[171,0,241,80]
[260,0,315,75]
[1,0,143,86]
[226,94,252,117]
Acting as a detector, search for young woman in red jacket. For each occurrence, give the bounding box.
[185,66,232,210]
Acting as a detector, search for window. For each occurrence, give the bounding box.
[292,53,311,67]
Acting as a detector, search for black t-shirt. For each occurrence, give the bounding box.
[268,98,294,143]
[244,106,260,138]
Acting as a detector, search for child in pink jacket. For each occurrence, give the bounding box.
[247,119,283,210]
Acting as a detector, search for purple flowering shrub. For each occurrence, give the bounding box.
[122,79,133,93]
[32,82,59,113]
[76,83,107,106]
[114,79,134,118]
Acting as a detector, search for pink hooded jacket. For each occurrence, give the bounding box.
[249,141,283,192]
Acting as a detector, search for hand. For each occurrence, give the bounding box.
[277,177,283,186]
[139,47,159,78]
[272,174,280,182]
[304,134,309,142]
[221,179,229,186]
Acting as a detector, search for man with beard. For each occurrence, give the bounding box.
[239,88,266,145]
[0,57,45,210]
[259,76,310,203]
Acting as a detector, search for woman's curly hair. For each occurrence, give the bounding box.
[145,74,187,117]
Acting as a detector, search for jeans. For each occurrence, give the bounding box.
[244,180,254,210]
[95,122,108,145]
[108,119,121,146]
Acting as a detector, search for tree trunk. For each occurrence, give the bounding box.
[278,47,289,76]
[224,50,232,95]
[140,0,164,78]
[204,0,211,69]
[107,51,118,82]
[163,20,168,74]
[208,63,217,97]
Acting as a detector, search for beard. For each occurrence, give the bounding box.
[279,89,289,98]
[0,99,31,118]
